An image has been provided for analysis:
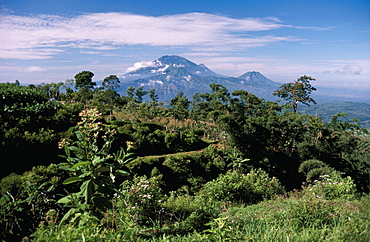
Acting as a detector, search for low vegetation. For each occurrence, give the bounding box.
[1,75,369,241]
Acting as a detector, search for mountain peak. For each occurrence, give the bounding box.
[157,55,195,66]
[239,71,264,78]
[120,55,280,101]
[124,55,222,77]
[238,71,277,86]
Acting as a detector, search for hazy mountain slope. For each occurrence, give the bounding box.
[118,55,279,101]
[116,55,369,104]
[299,102,370,129]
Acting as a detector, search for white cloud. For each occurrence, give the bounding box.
[80,51,102,55]
[0,12,306,60]
[323,64,363,75]
[22,66,46,72]
[126,61,160,72]
[142,79,164,86]
[341,65,362,75]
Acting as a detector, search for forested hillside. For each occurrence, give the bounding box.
[1,75,369,241]
[300,102,370,129]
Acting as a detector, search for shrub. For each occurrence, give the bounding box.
[116,122,207,156]
[127,147,225,193]
[120,175,163,226]
[299,159,336,182]
[303,172,357,200]
[199,169,285,204]
[56,108,135,226]
[161,192,220,233]
[0,164,66,241]
[127,156,164,176]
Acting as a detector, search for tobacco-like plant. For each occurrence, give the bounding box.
[57,108,135,226]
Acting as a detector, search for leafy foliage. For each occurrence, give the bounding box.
[303,173,357,200]
[120,175,163,226]
[57,108,135,226]
[199,169,285,204]
[299,159,336,182]
[74,71,96,90]
[0,83,70,177]
[170,91,190,124]
[1,75,369,240]
[0,164,66,241]
[273,75,317,112]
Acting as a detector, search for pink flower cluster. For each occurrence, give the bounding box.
[58,138,70,149]
[126,141,134,148]
[78,108,102,122]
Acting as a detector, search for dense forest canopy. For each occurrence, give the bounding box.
[1,73,369,241]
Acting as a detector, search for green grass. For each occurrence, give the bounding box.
[32,193,370,241]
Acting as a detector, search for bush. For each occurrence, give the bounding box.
[303,172,357,200]
[127,147,225,193]
[0,164,66,241]
[299,159,336,182]
[161,192,220,233]
[199,169,285,204]
[120,175,164,226]
[116,122,208,156]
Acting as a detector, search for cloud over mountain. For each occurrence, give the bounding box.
[126,61,161,73]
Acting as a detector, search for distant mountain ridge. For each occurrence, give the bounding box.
[118,55,279,101]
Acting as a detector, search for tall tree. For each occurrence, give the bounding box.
[134,86,148,103]
[74,71,96,90]
[148,89,159,107]
[101,75,120,120]
[102,75,120,90]
[36,82,64,100]
[273,75,316,112]
[170,91,190,125]
[74,71,96,103]
[146,89,160,119]
[126,86,136,103]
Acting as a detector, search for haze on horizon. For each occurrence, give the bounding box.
[0,0,369,91]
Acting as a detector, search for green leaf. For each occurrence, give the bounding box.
[75,130,85,141]
[68,146,85,159]
[96,167,110,173]
[64,145,70,157]
[100,141,112,152]
[80,180,94,204]
[116,169,130,176]
[66,157,82,164]
[78,172,91,179]
[57,195,73,204]
[118,156,135,165]
[92,156,105,166]
[62,177,82,185]
[59,208,79,225]
[72,161,89,169]
[124,152,135,158]
[58,166,76,172]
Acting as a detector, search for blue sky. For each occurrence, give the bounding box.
[0,0,369,90]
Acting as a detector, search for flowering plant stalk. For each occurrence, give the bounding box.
[57,108,135,226]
